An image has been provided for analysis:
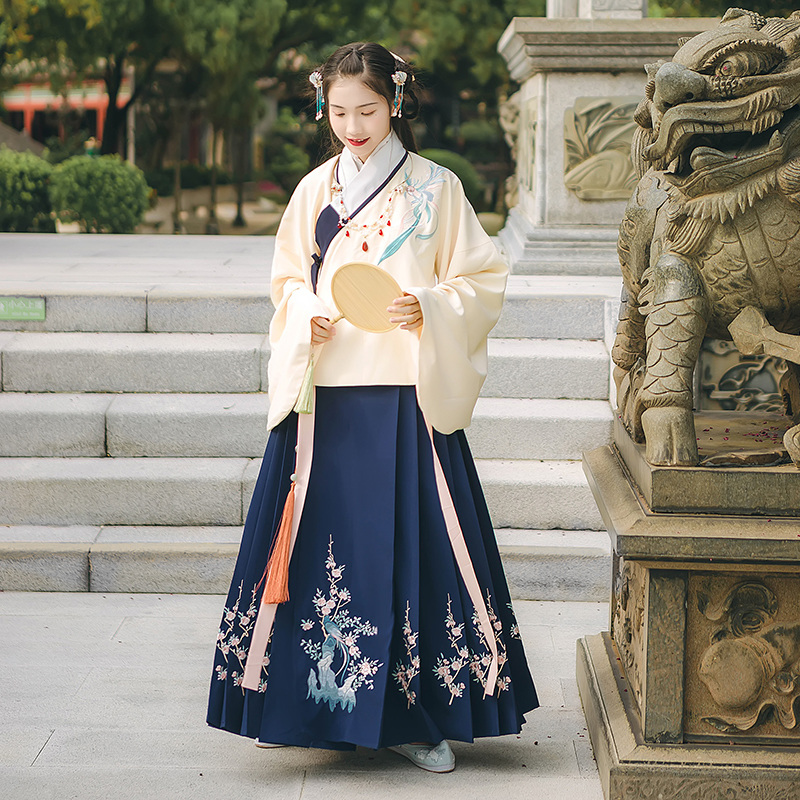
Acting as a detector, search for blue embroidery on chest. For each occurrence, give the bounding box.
[377,164,446,265]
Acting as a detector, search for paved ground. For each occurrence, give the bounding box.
[0,593,608,800]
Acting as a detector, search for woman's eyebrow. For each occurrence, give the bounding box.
[329,102,380,109]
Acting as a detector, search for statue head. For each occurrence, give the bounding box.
[633,9,800,174]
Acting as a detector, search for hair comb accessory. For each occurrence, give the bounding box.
[391,70,408,118]
[309,70,324,121]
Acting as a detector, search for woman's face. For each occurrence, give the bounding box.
[327,77,392,162]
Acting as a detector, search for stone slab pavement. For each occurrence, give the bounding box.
[0,592,608,800]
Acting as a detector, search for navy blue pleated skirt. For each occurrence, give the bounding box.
[207,386,538,749]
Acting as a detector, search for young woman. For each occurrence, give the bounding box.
[207,41,538,774]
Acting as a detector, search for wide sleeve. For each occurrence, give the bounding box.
[266,175,333,430]
[408,175,508,434]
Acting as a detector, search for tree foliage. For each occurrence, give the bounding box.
[649,1,797,19]
[12,0,285,153]
[389,0,545,89]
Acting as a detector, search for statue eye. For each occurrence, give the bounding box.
[715,56,747,77]
[709,47,782,78]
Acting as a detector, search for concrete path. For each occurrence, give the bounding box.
[0,593,607,800]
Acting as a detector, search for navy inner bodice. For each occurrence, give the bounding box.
[311,152,408,292]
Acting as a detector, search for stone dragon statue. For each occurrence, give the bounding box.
[612,8,800,465]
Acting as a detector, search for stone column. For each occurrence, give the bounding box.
[497,16,713,273]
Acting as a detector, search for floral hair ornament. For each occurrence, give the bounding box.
[309,70,324,121]
[391,70,408,118]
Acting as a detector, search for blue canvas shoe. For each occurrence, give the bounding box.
[388,740,455,773]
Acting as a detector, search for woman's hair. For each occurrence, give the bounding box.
[316,42,419,154]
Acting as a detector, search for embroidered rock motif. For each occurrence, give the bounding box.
[393,600,421,707]
[301,536,382,712]
[215,580,269,693]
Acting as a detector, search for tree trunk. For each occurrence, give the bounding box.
[101,55,126,155]
[233,128,246,228]
[206,126,220,234]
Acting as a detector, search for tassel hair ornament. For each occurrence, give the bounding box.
[391,70,408,118]
[310,70,324,121]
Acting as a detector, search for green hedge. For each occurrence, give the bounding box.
[0,147,55,232]
[419,148,485,210]
[50,155,150,233]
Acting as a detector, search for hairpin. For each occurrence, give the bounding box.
[391,71,407,118]
[309,70,324,121]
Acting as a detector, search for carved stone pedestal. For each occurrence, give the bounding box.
[579,433,800,800]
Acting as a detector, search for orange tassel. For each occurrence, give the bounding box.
[262,483,296,604]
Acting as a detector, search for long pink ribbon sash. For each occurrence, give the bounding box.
[424,421,499,698]
[242,405,315,691]
[242,396,499,698]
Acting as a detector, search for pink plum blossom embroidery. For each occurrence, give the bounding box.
[432,594,469,704]
[215,580,270,693]
[393,601,421,707]
[470,591,511,695]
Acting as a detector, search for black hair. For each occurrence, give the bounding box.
[315,42,419,153]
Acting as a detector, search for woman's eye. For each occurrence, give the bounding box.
[362,111,375,117]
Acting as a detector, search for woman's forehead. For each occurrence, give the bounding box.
[327,77,385,107]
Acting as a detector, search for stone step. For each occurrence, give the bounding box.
[0,274,621,337]
[0,333,608,398]
[0,456,602,531]
[0,332,269,393]
[495,529,611,602]
[493,276,620,340]
[0,393,612,460]
[483,338,609,400]
[469,398,613,460]
[475,459,603,530]
[0,525,610,601]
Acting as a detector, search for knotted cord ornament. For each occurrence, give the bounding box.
[309,70,324,121]
[391,71,407,118]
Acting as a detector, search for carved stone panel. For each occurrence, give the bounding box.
[611,775,800,800]
[686,572,800,742]
[611,556,646,714]
[579,0,647,18]
[499,91,521,211]
[563,95,639,201]
[518,96,537,197]
[697,338,786,414]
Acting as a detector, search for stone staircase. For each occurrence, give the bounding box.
[0,234,619,600]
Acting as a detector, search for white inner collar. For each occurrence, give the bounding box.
[336,131,406,216]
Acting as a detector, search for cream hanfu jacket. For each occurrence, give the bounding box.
[266,150,508,434]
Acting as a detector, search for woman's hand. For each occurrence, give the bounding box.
[311,316,336,345]
[388,293,423,331]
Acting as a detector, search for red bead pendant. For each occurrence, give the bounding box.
[362,241,369,252]
[345,231,350,237]
[379,229,384,235]
[387,220,391,226]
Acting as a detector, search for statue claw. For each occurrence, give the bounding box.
[642,406,699,466]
